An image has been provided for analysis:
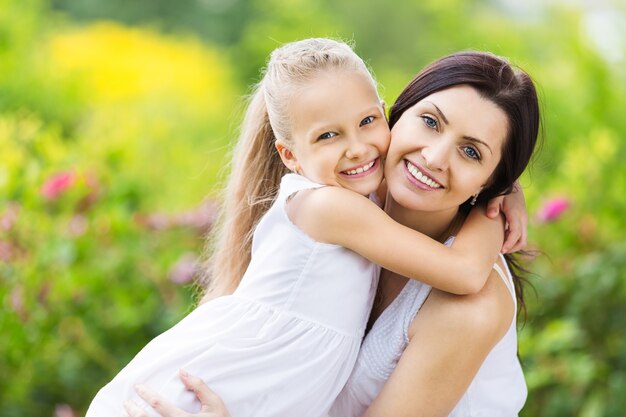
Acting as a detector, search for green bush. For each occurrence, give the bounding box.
[2,0,626,415]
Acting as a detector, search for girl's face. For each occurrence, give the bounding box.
[384,85,508,214]
[279,70,390,196]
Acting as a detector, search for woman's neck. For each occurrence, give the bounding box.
[383,193,461,241]
[368,192,464,329]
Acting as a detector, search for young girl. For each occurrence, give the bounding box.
[87,39,512,417]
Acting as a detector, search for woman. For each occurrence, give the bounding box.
[125,50,539,417]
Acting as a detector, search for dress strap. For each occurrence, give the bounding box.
[278,174,326,205]
[492,255,516,309]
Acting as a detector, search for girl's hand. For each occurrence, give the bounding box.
[123,370,231,417]
[485,181,527,253]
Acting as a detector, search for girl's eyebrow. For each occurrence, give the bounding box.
[424,100,493,155]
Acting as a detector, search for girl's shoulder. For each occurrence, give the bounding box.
[286,184,381,245]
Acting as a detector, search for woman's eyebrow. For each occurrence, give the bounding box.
[463,135,493,155]
[424,101,449,125]
[425,100,493,155]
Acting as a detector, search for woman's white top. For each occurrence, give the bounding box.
[328,245,527,417]
[86,174,379,417]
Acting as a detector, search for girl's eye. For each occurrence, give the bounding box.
[360,116,375,126]
[463,146,481,160]
[318,132,338,140]
[421,115,438,130]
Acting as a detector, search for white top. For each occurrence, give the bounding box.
[86,174,379,417]
[328,245,527,417]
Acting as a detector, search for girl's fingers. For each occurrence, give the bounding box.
[134,384,187,417]
[509,219,528,253]
[486,196,503,218]
[520,216,528,249]
[504,214,518,252]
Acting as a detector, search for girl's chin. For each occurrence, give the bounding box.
[346,182,382,197]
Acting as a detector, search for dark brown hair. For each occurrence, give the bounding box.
[389,51,541,319]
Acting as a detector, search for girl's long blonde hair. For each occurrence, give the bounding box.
[201,38,377,298]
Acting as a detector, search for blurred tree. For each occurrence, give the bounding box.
[3,0,626,416]
[51,0,255,45]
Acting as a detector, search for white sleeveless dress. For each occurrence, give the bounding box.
[86,174,379,417]
[328,247,527,417]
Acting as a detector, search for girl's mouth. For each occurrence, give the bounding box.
[340,158,379,178]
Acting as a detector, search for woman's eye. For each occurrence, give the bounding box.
[463,146,481,160]
[360,116,375,126]
[318,132,338,140]
[421,115,438,130]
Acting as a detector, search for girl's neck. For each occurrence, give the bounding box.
[383,193,462,242]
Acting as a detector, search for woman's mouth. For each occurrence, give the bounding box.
[341,158,379,178]
[404,160,443,189]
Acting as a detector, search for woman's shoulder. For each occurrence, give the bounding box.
[408,264,514,344]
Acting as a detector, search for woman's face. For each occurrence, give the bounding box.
[384,85,508,214]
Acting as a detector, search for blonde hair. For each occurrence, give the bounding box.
[201,38,378,298]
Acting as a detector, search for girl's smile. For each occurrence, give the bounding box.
[340,157,380,178]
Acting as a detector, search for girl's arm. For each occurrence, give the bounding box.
[291,186,504,294]
[364,260,515,416]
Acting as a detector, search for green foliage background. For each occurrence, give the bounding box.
[2,0,626,415]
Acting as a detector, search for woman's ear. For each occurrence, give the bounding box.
[275,142,299,173]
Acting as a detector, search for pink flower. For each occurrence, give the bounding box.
[54,404,75,417]
[0,240,14,262]
[10,285,28,322]
[169,253,199,285]
[68,215,88,237]
[536,197,570,223]
[41,171,76,201]
[0,203,19,231]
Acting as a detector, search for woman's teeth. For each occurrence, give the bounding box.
[406,161,442,189]
[345,160,375,176]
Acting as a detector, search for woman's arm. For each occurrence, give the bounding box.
[292,186,504,294]
[363,261,514,416]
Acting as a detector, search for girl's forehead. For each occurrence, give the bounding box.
[298,69,378,95]
[293,71,380,108]
[288,72,383,136]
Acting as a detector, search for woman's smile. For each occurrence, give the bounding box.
[404,159,443,190]
[385,85,507,212]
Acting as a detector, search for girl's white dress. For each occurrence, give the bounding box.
[328,248,527,417]
[86,174,379,417]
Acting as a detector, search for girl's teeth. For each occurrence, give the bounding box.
[406,161,441,189]
[345,160,375,176]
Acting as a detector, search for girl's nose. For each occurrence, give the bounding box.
[345,135,368,160]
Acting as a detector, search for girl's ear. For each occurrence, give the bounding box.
[275,142,299,173]
[381,100,388,121]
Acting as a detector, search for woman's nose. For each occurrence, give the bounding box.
[422,141,450,171]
